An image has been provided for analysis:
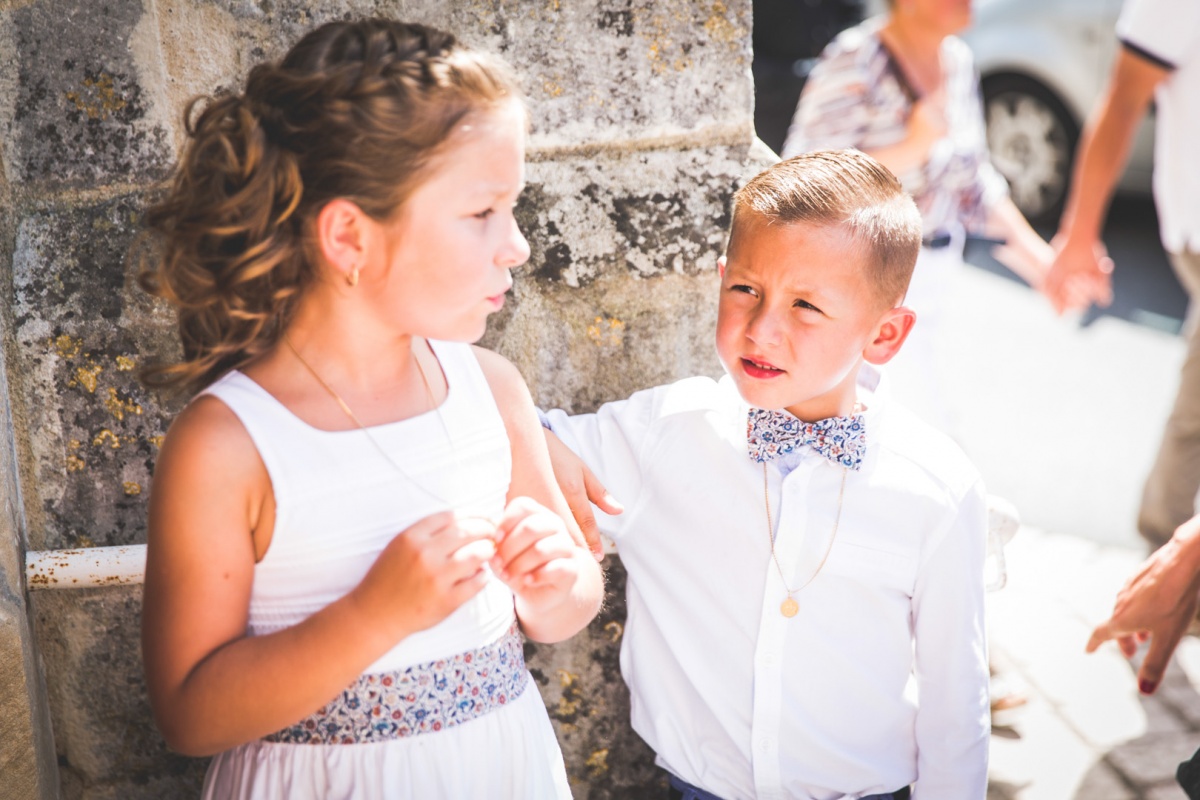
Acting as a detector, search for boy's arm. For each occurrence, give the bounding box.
[542,389,657,547]
[911,479,990,799]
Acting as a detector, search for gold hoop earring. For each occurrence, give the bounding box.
[347,266,360,288]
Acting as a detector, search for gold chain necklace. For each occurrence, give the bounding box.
[763,462,847,618]
[282,334,453,506]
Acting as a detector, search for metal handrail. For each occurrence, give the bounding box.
[25,545,146,589]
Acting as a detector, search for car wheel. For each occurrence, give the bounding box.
[981,74,1079,227]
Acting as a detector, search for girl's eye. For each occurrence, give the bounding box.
[473,208,495,220]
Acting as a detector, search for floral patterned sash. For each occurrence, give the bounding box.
[265,622,528,744]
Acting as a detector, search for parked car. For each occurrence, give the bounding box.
[962,0,1155,226]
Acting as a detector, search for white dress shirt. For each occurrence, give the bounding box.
[1117,0,1200,253]
[546,366,989,800]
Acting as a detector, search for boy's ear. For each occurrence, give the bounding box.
[863,305,917,366]
[315,198,371,285]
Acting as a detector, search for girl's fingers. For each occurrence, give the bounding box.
[494,496,548,541]
[401,510,457,543]
[426,518,498,560]
[495,535,573,584]
[492,512,565,567]
[519,558,574,589]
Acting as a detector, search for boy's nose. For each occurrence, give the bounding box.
[746,307,783,346]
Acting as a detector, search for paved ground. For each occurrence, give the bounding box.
[986,527,1200,799]
[946,220,1198,798]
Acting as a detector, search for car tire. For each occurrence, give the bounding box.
[980,73,1080,227]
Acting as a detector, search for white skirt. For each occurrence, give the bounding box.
[201,681,573,800]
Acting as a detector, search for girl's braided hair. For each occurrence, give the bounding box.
[139,19,521,395]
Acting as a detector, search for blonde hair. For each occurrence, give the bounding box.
[730,149,921,305]
[139,19,521,395]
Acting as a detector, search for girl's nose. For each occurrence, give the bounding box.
[498,217,530,269]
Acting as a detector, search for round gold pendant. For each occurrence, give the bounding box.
[780,597,799,618]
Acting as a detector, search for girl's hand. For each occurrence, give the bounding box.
[349,510,498,648]
[490,496,584,603]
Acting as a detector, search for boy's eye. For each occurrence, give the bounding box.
[729,284,758,297]
[794,298,823,313]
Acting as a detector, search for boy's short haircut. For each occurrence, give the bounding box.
[730,149,922,306]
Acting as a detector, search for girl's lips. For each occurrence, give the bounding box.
[486,293,507,310]
[742,357,784,380]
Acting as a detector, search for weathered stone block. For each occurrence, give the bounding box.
[154,0,752,149]
[30,586,206,800]
[2,0,174,189]
[12,193,179,552]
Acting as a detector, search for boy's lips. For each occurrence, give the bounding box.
[741,356,785,380]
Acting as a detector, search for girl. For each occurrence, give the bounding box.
[139,19,603,799]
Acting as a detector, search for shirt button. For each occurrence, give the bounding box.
[763,653,776,666]
[759,738,770,752]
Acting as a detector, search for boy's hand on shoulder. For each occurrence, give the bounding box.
[544,428,623,560]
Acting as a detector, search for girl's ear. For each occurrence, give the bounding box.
[315,199,372,287]
[863,305,917,366]
[718,255,726,279]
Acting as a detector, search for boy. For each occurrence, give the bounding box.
[544,150,988,799]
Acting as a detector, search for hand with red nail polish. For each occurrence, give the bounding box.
[1086,515,1200,694]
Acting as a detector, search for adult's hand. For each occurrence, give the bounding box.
[1045,233,1114,314]
[1086,516,1200,694]
[543,428,623,560]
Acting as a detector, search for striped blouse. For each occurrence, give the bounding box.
[782,17,1009,239]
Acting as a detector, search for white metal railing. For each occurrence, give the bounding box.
[25,545,146,589]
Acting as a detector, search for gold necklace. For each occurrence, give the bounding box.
[763,462,846,618]
[283,334,452,506]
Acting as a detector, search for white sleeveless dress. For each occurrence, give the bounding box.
[198,340,572,799]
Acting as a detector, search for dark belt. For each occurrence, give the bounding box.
[665,773,911,800]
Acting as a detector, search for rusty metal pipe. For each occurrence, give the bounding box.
[25,545,146,590]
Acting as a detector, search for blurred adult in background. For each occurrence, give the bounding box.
[1047,0,1200,552]
[781,0,1063,433]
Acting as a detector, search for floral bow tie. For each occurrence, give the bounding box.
[747,408,867,471]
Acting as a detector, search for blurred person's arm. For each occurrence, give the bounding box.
[1087,514,1200,695]
[861,90,949,177]
[1047,46,1170,312]
[983,196,1056,291]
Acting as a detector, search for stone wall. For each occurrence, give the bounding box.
[0,1,771,797]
